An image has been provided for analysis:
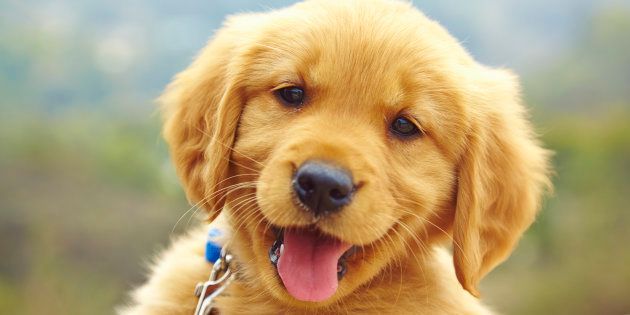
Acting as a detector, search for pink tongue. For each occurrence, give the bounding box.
[277,229,352,302]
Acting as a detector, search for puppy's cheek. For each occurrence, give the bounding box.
[321,190,398,245]
[256,160,306,226]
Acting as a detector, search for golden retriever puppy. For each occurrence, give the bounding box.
[121,0,551,314]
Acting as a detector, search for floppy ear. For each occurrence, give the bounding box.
[453,69,551,297]
[159,18,248,221]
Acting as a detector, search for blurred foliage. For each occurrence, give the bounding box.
[1,1,629,314]
[483,113,630,315]
[0,112,189,314]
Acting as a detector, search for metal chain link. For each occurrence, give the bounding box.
[193,247,235,315]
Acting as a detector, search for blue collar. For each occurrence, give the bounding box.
[205,227,224,263]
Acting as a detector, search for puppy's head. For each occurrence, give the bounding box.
[161,0,551,306]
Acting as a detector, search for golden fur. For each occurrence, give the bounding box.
[120,0,551,314]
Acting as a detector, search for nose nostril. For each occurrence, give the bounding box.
[297,176,315,192]
[329,188,348,201]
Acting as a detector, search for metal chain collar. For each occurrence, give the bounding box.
[193,247,235,315]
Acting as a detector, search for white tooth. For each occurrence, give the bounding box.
[280,244,284,256]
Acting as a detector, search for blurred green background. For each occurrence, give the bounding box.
[1,0,629,314]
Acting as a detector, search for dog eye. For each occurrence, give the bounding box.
[276,86,305,107]
[390,117,421,138]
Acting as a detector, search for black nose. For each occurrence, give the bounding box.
[293,161,354,216]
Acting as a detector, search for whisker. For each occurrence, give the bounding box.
[390,196,470,267]
[193,125,265,168]
[171,195,212,234]
[170,174,258,233]
[230,197,264,234]
[183,181,257,229]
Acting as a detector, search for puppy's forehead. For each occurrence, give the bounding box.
[304,35,409,107]
[247,1,470,108]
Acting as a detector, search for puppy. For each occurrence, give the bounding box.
[121,0,551,314]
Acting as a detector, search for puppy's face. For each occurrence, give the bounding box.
[231,6,468,305]
[162,0,550,307]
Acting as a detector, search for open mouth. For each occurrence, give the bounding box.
[268,227,356,302]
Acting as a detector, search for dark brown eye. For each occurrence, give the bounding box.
[276,86,305,107]
[391,117,420,138]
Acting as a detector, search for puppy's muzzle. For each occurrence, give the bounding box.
[292,161,354,217]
